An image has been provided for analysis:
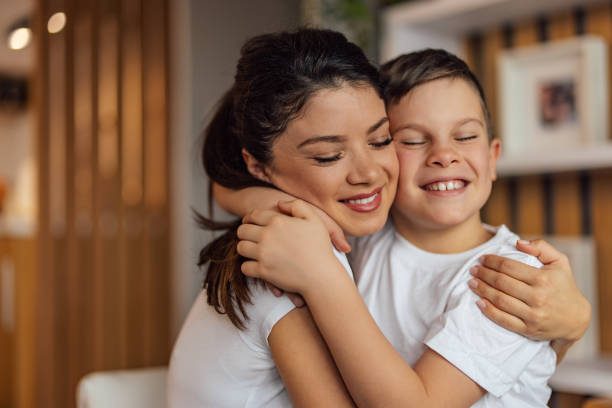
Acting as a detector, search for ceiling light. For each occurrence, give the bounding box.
[6,17,31,51]
[47,12,67,34]
[8,27,31,50]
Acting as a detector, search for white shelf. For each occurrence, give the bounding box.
[496,143,612,176]
[550,356,612,397]
[380,0,609,61]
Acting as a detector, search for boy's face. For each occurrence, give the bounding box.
[388,77,501,234]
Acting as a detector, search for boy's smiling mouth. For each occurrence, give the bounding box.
[421,179,468,192]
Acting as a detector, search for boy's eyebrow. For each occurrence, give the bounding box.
[297,135,345,149]
[367,117,389,134]
[455,117,485,128]
[391,117,484,134]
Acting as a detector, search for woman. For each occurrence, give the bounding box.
[169,28,588,407]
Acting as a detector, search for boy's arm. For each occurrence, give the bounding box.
[213,182,293,216]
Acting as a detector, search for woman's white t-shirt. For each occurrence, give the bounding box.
[167,248,352,408]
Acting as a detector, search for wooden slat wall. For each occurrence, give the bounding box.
[473,2,612,352]
[30,0,171,407]
[471,5,611,405]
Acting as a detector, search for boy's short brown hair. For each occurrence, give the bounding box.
[380,49,493,139]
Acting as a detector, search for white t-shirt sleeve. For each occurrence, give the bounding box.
[241,281,297,351]
[243,248,353,351]
[423,252,554,397]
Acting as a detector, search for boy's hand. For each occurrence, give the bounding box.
[469,239,590,343]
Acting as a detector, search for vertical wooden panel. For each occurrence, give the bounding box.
[14,239,37,408]
[121,0,145,367]
[0,239,12,407]
[587,1,612,354]
[33,0,171,406]
[142,0,170,362]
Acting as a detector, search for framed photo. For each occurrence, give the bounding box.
[498,36,608,157]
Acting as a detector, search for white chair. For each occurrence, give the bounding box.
[76,366,167,408]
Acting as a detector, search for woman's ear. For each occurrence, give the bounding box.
[242,148,271,183]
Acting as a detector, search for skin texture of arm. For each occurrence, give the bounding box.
[239,201,485,407]
[269,307,355,407]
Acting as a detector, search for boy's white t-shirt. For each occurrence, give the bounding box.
[167,248,352,408]
[350,222,557,407]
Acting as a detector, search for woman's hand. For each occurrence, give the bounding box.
[237,200,343,294]
[469,239,591,343]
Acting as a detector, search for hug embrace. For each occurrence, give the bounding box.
[168,28,591,407]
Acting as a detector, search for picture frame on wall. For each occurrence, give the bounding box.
[498,36,608,157]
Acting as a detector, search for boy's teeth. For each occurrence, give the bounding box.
[426,180,465,191]
[347,193,377,204]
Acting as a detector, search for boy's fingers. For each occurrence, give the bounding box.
[236,224,263,242]
[236,240,258,260]
[240,260,261,278]
[471,265,532,303]
[479,255,538,285]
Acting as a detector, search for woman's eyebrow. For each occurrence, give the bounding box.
[297,135,345,149]
[367,117,389,134]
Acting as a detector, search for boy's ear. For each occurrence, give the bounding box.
[242,148,272,183]
[488,138,502,181]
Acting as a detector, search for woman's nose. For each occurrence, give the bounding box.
[347,152,380,185]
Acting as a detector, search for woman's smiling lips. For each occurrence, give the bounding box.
[340,188,383,212]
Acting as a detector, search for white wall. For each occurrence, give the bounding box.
[169,0,300,339]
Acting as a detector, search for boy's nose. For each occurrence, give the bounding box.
[427,145,460,168]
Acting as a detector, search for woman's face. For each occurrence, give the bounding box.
[264,84,398,237]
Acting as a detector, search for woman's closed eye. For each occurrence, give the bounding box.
[370,135,393,149]
[312,152,343,164]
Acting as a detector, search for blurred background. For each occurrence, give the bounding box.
[0,0,610,407]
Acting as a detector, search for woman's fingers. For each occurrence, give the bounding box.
[470,265,533,304]
[516,239,568,266]
[479,254,538,285]
[237,223,263,242]
[476,298,529,336]
[243,209,286,226]
[469,277,532,321]
[277,199,317,220]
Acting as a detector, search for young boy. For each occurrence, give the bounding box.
[229,49,558,406]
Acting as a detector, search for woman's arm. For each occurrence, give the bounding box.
[469,239,591,346]
[270,308,355,407]
[239,201,485,407]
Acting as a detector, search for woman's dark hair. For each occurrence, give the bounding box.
[197,28,382,329]
[380,49,493,139]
